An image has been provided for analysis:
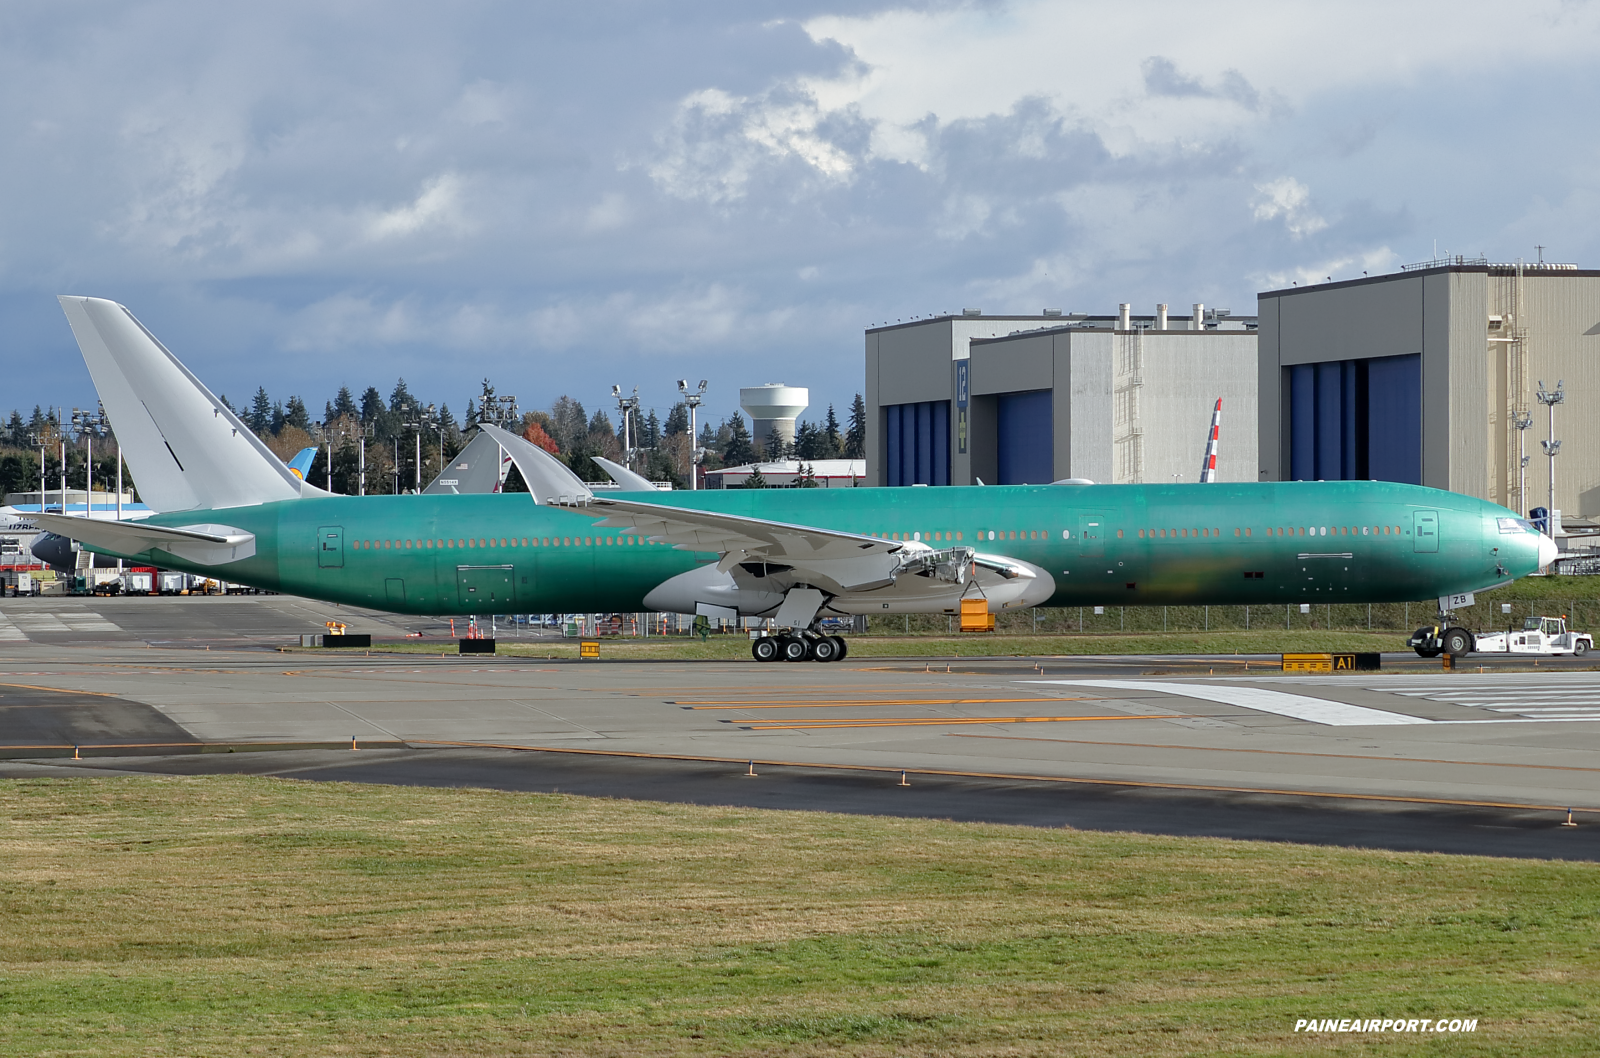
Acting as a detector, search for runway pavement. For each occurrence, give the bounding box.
[1,595,1598,858]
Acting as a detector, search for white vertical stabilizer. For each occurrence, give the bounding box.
[58,296,317,513]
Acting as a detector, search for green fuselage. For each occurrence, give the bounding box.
[108,481,1541,616]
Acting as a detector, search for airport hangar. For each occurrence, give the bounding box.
[864,305,1259,487]
[1256,257,1600,526]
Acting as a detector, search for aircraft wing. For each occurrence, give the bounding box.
[25,513,256,565]
[580,495,904,565]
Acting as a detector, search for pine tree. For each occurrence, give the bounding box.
[845,393,867,459]
[248,387,272,434]
[389,378,414,414]
[270,401,286,435]
[823,404,843,458]
[793,420,821,460]
[331,386,358,420]
[744,468,767,488]
[663,402,689,437]
[763,424,789,461]
[722,415,755,467]
[5,410,24,445]
[359,387,385,424]
[284,396,312,433]
[641,409,662,449]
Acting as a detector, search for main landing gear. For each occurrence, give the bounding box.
[752,629,848,663]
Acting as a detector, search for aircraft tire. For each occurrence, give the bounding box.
[830,636,848,661]
[781,637,811,663]
[751,637,780,663]
[811,637,839,663]
[1442,627,1473,657]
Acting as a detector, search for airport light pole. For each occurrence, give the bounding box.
[678,379,707,489]
[71,405,107,515]
[1512,409,1533,516]
[612,384,639,470]
[1537,379,1564,534]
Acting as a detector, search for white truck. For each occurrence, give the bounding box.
[1472,616,1591,657]
[1413,616,1592,658]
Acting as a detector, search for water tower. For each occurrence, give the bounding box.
[739,383,808,457]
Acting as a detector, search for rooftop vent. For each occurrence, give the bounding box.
[1042,308,1062,317]
[962,308,982,316]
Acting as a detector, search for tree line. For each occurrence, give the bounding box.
[0,385,868,500]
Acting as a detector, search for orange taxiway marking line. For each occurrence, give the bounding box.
[683,697,1100,709]
[732,715,1186,730]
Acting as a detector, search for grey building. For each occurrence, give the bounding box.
[1257,257,1600,520]
[866,307,1258,487]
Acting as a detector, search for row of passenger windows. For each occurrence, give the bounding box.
[353,535,663,551]
[353,523,1409,553]
[870,525,1408,544]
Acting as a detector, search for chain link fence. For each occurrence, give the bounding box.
[867,597,1600,637]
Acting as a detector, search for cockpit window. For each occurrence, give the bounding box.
[1498,517,1537,534]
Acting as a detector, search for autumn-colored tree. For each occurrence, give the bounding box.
[523,420,560,454]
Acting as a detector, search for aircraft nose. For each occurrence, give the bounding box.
[1538,532,1559,569]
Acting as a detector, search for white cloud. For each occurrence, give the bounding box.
[1252,177,1327,238]
[367,173,467,240]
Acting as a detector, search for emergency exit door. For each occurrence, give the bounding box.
[1412,510,1439,553]
[317,526,344,568]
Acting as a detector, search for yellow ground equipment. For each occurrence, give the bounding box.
[959,598,995,632]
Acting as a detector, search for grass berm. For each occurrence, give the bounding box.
[2,776,1595,1056]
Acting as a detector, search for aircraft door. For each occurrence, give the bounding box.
[385,578,406,607]
[456,565,515,610]
[1078,514,1107,558]
[1412,510,1439,553]
[317,526,344,568]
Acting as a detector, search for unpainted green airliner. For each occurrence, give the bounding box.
[32,297,1554,663]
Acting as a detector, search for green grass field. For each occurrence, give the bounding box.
[2,776,1595,1056]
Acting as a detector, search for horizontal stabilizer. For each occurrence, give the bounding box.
[57,296,316,513]
[27,513,255,566]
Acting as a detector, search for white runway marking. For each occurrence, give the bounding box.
[1282,674,1600,720]
[1034,680,1432,727]
[0,610,123,639]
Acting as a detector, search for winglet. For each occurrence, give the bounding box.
[57,297,316,512]
[591,456,657,491]
[475,423,593,503]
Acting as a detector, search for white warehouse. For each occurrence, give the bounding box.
[865,306,1258,486]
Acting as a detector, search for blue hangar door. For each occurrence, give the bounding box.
[996,390,1053,485]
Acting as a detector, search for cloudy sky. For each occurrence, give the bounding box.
[5,0,1599,426]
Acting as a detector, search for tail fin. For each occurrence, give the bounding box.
[286,446,318,480]
[58,297,317,513]
[1199,398,1221,483]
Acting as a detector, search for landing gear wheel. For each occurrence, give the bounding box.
[1442,627,1473,657]
[751,637,779,663]
[811,637,839,663]
[781,636,811,662]
[829,635,848,661]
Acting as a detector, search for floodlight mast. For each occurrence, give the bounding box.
[613,385,640,470]
[678,378,708,489]
[1537,379,1564,535]
[1511,409,1533,517]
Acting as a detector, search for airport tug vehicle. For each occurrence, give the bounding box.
[1410,615,1592,658]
